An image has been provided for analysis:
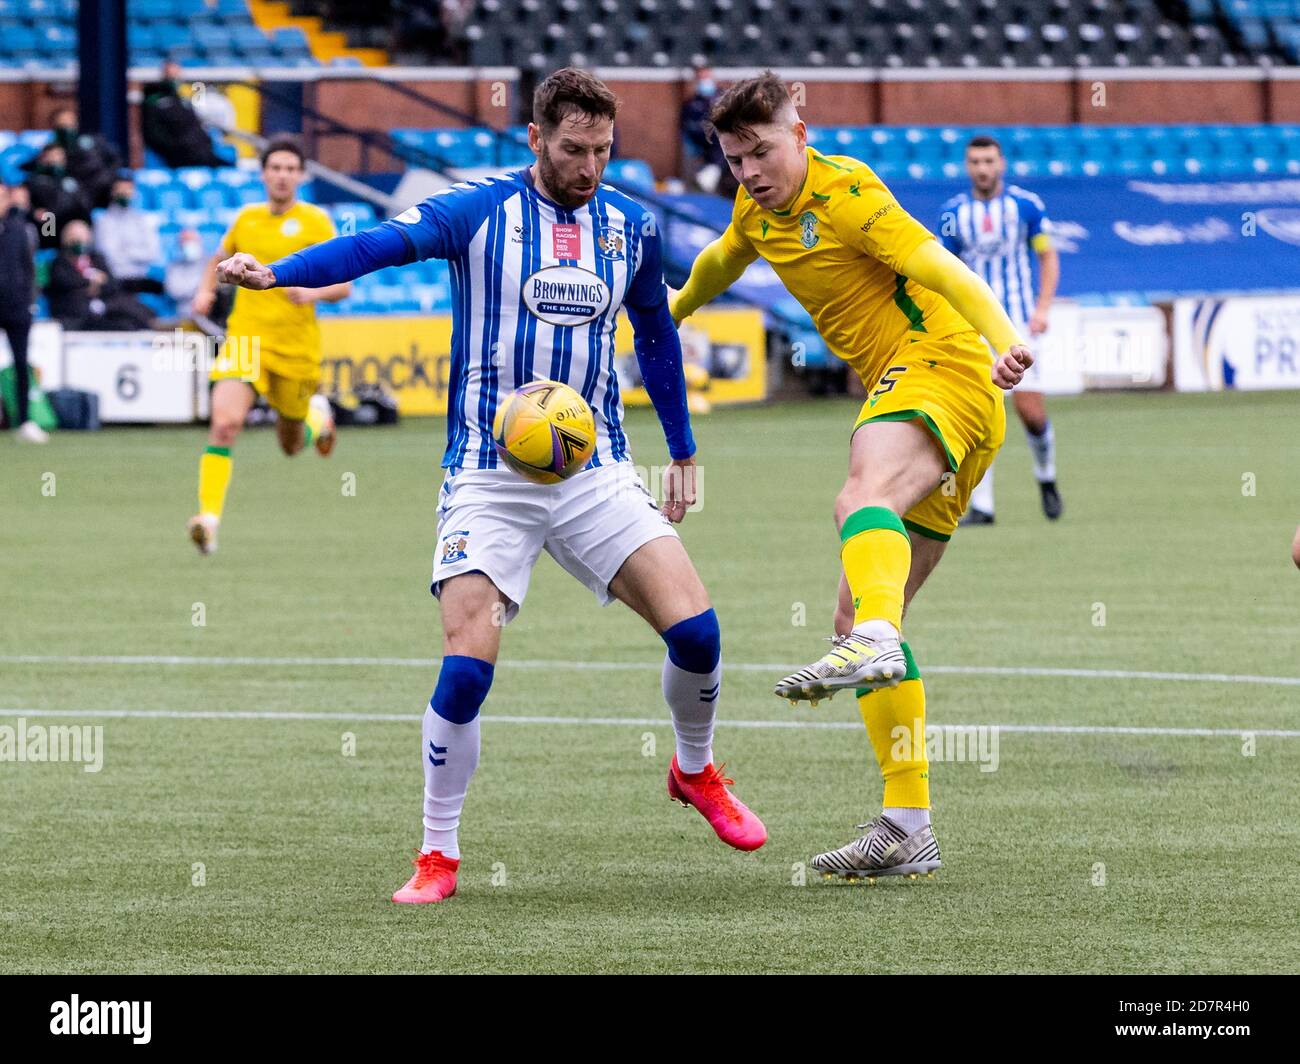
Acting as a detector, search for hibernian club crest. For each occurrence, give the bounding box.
[798,210,820,249]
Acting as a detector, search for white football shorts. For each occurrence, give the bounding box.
[431,461,678,623]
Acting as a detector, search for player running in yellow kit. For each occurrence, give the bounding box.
[670,73,1033,881]
[187,137,351,555]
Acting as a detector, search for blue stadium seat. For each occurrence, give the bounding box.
[194,185,234,211]
[271,26,311,56]
[154,24,191,52]
[604,158,655,191]
[198,222,226,250]
[213,167,257,187]
[330,202,378,230]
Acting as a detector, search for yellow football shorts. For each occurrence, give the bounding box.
[210,353,318,422]
[851,329,1006,542]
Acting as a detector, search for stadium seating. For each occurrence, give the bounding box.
[390,122,1300,181]
[806,123,1300,180]
[459,0,1260,69]
[1193,0,1300,62]
[0,0,320,68]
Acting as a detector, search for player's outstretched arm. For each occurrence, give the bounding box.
[219,224,414,292]
[668,231,758,326]
[899,239,1034,389]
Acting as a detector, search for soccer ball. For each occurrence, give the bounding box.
[492,380,597,484]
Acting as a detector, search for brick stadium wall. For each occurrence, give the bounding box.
[1069,77,1266,123]
[877,79,1073,125]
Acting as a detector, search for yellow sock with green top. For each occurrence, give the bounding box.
[198,445,232,518]
[839,505,910,633]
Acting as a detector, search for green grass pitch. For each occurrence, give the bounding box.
[1,390,1297,974]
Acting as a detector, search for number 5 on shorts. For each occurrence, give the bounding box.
[868,365,907,407]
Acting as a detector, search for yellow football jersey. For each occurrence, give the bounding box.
[222,201,336,373]
[721,148,971,383]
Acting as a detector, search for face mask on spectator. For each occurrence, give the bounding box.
[698,79,716,97]
[112,194,132,208]
[67,241,89,255]
[180,239,201,262]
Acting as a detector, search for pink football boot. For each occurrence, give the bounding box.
[667,755,768,851]
[392,850,459,904]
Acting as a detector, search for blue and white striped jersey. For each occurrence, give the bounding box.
[938,185,1050,326]
[388,168,666,473]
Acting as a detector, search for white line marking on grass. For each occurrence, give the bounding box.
[3,707,1298,738]
[3,655,1300,688]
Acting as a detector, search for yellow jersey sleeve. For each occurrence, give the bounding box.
[825,169,934,274]
[669,193,759,323]
[305,205,337,245]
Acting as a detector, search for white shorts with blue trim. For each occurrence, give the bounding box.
[431,461,678,623]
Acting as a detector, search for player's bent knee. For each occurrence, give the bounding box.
[430,655,495,724]
[661,607,721,674]
[210,420,242,448]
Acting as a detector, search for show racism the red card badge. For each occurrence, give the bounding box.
[552,223,581,260]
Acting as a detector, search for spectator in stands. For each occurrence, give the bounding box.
[680,65,735,197]
[94,172,165,294]
[141,58,229,169]
[0,182,45,443]
[22,143,93,250]
[45,220,156,332]
[167,227,230,325]
[49,106,124,209]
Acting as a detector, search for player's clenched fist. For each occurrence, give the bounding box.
[217,252,277,290]
[992,343,1034,390]
[660,457,698,524]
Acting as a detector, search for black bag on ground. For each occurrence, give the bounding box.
[47,388,100,430]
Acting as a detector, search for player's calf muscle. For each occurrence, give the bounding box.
[276,419,305,455]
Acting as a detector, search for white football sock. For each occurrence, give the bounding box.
[421,703,480,859]
[852,618,900,642]
[662,655,718,774]
[1026,420,1056,482]
[883,806,931,833]
[969,463,995,516]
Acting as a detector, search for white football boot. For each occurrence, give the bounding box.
[774,620,906,705]
[310,394,336,456]
[187,513,219,555]
[16,420,49,443]
[810,815,941,883]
